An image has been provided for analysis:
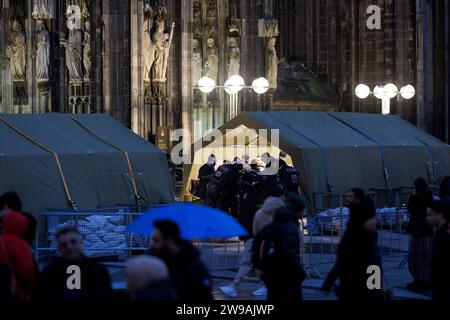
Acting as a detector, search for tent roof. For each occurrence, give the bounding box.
[185,112,450,208]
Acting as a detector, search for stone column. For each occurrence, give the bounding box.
[1,0,13,113]
[181,0,192,144]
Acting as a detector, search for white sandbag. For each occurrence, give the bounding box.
[103,234,126,243]
[93,229,109,239]
[86,215,109,228]
[108,215,125,226]
[85,234,102,244]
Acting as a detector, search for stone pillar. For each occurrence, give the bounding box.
[181,0,192,143]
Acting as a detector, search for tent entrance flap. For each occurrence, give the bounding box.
[0,116,76,210]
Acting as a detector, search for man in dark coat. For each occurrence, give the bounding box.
[38,226,112,301]
[322,198,385,301]
[256,195,306,301]
[426,200,450,301]
[149,220,213,301]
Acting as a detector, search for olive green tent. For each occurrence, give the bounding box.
[182,112,450,208]
[0,114,173,214]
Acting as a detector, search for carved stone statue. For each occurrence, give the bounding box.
[32,0,52,19]
[265,37,278,90]
[192,39,202,86]
[61,5,83,83]
[83,21,92,81]
[205,38,218,83]
[228,37,240,78]
[151,10,174,83]
[143,9,155,83]
[36,20,50,83]
[6,21,27,82]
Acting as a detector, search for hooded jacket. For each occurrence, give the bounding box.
[0,211,37,300]
[252,196,285,236]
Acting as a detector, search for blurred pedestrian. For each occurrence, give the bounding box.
[439,176,450,205]
[0,211,37,300]
[219,172,265,298]
[0,192,23,232]
[253,194,306,301]
[426,201,450,301]
[344,188,366,207]
[406,177,434,291]
[322,197,385,301]
[38,226,112,301]
[149,220,213,301]
[126,255,177,300]
[0,264,14,301]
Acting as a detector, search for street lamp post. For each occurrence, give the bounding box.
[197,75,270,120]
[355,83,416,115]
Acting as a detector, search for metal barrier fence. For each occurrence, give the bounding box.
[301,191,412,278]
[35,208,243,271]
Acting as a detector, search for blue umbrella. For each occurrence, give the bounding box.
[127,203,248,240]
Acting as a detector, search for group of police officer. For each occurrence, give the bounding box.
[196,152,301,235]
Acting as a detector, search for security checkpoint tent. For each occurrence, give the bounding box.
[182,112,450,209]
[0,114,174,214]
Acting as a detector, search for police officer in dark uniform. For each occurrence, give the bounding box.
[207,161,243,217]
[277,151,301,195]
[197,154,216,202]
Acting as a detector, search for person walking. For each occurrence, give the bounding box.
[344,188,366,207]
[125,255,177,300]
[253,194,306,301]
[406,177,434,291]
[38,226,112,301]
[426,201,450,301]
[219,193,279,299]
[322,198,385,301]
[149,220,213,301]
[0,211,37,300]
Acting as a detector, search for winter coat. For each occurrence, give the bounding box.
[38,256,112,301]
[133,278,178,300]
[159,240,213,301]
[407,194,434,237]
[198,163,215,200]
[430,222,450,300]
[0,211,37,300]
[323,228,384,301]
[262,208,304,281]
[238,187,264,240]
[252,196,285,236]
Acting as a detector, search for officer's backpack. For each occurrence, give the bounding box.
[207,164,234,200]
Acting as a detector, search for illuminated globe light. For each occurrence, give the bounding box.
[225,75,245,94]
[373,85,385,99]
[400,85,416,100]
[198,76,216,94]
[383,83,399,99]
[354,84,371,99]
[252,77,270,94]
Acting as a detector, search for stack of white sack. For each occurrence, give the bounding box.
[309,207,407,234]
[48,214,127,256]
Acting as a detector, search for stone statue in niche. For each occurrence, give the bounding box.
[6,21,27,82]
[81,0,90,18]
[207,0,217,17]
[35,20,50,83]
[61,5,84,83]
[143,4,155,83]
[192,39,203,87]
[228,37,240,78]
[151,7,175,84]
[265,37,278,90]
[83,21,92,81]
[205,38,218,83]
